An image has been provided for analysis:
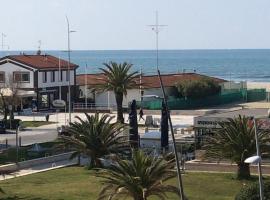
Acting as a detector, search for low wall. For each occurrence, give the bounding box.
[186,161,270,174]
[0,152,75,172]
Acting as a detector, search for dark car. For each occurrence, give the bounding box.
[0,121,6,134]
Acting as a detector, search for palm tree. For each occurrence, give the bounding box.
[60,113,129,168]
[96,150,180,200]
[204,115,270,179]
[99,62,139,123]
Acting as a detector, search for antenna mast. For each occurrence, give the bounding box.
[148,11,167,69]
[148,12,185,200]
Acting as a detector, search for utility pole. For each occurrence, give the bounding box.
[58,56,62,100]
[66,16,76,123]
[85,63,88,108]
[253,118,264,200]
[149,12,185,200]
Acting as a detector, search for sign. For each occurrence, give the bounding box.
[194,116,270,130]
[52,99,66,108]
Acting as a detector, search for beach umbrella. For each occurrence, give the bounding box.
[129,100,139,149]
[161,101,169,149]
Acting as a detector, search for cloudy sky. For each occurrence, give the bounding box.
[1,0,270,50]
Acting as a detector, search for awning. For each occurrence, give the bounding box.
[0,88,36,97]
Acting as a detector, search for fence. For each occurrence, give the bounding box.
[140,89,266,110]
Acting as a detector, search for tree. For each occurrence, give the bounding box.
[99,62,139,123]
[176,78,221,99]
[0,73,22,120]
[60,113,129,168]
[96,150,180,200]
[204,115,270,179]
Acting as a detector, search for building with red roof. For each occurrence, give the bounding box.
[76,72,227,109]
[0,53,79,110]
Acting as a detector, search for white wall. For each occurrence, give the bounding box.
[221,81,247,90]
[94,87,172,108]
[37,70,75,88]
[78,86,94,99]
[95,89,141,108]
[0,62,34,88]
[247,82,270,92]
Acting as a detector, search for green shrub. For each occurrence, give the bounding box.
[235,181,270,200]
[176,78,221,99]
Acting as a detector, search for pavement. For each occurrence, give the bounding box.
[0,157,78,181]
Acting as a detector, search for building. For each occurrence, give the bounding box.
[76,72,227,109]
[193,108,270,149]
[0,54,78,110]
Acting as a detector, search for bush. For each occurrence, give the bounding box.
[176,78,221,99]
[235,181,270,200]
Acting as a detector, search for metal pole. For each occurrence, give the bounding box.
[157,69,185,200]
[16,126,19,164]
[253,118,264,200]
[66,16,72,123]
[85,63,87,109]
[149,12,184,199]
[156,11,159,70]
[59,56,62,100]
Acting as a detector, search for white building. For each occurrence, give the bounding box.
[76,73,227,109]
[0,54,78,110]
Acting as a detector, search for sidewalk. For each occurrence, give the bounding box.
[0,158,77,181]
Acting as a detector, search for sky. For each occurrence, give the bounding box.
[1,0,270,50]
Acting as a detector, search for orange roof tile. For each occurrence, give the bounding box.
[76,73,226,89]
[0,54,78,70]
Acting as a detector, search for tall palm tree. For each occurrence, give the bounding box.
[60,113,129,168]
[204,115,270,179]
[99,62,139,123]
[96,150,180,200]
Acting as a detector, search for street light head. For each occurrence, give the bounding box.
[70,30,76,33]
[244,155,261,164]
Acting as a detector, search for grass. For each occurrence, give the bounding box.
[0,166,260,200]
[21,121,56,128]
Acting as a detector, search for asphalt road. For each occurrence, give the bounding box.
[0,128,58,146]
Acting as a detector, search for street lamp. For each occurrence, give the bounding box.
[65,16,76,123]
[244,117,263,200]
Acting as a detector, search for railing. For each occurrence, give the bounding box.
[73,103,116,110]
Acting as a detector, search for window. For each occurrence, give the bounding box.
[66,70,69,81]
[60,70,63,81]
[0,72,5,82]
[51,71,55,82]
[13,72,30,82]
[42,72,47,83]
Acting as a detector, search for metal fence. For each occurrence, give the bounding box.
[140,89,266,110]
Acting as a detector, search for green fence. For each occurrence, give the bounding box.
[140,89,266,110]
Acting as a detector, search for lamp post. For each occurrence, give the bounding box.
[65,16,76,123]
[244,117,264,200]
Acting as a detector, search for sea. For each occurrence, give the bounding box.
[1,49,270,82]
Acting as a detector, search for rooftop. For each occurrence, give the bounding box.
[198,108,269,119]
[0,54,79,70]
[76,73,226,89]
